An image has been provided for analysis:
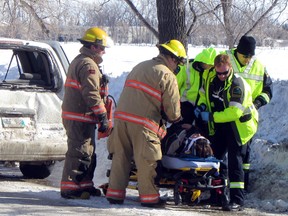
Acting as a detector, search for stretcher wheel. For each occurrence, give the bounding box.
[189,197,200,206]
[190,189,201,205]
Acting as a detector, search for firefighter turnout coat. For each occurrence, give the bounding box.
[62,47,106,123]
[61,46,106,195]
[106,54,181,204]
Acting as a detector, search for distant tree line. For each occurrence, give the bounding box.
[0,0,287,47]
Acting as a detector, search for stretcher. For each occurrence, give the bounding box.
[102,125,228,206]
[127,155,227,206]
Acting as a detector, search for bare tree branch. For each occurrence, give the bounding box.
[245,0,280,35]
[123,0,159,38]
[187,0,197,36]
[19,0,50,38]
[187,0,221,36]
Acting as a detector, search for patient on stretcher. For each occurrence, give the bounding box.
[161,124,220,170]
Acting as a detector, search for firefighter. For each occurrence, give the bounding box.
[60,27,111,199]
[105,40,186,208]
[198,54,258,211]
[225,35,273,193]
[176,47,218,134]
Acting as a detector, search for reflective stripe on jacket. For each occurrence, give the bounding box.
[226,49,272,103]
[199,69,258,145]
[62,46,106,123]
[114,111,166,139]
[115,54,181,137]
[176,61,201,106]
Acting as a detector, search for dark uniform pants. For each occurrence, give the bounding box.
[210,124,247,205]
[61,119,96,193]
[106,119,162,204]
[243,139,252,192]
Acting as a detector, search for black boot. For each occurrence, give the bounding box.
[84,187,102,196]
[141,198,166,208]
[222,202,244,211]
[61,190,90,199]
[107,197,124,204]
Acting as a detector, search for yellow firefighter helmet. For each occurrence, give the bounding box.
[159,39,187,64]
[78,27,108,47]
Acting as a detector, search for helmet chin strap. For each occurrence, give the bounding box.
[174,66,181,75]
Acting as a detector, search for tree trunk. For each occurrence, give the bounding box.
[221,0,234,48]
[156,0,186,47]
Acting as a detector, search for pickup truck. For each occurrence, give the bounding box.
[0,38,69,178]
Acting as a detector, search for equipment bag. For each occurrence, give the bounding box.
[98,95,116,140]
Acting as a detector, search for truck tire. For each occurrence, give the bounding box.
[19,161,55,179]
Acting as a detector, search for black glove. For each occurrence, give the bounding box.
[254,95,268,110]
[253,100,262,110]
[97,113,109,133]
[101,74,109,86]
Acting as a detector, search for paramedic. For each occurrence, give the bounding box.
[60,27,111,199]
[105,40,186,208]
[225,35,273,192]
[176,47,217,129]
[198,54,258,211]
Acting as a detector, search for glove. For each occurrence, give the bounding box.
[101,74,109,86]
[194,104,206,119]
[200,112,213,122]
[253,100,261,110]
[253,95,267,110]
[97,113,109,133]
[253,96,267,110]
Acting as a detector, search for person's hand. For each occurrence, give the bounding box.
[101,74,109,86]
[253,98,262,110]
[200,112,213,122]
[98,113,110,133]
[194,104,206,118]
[98,120,109,133]
[253,99,262,110]
[253,95,267,110]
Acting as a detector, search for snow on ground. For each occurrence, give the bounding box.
[1,42,288,215]
[59,42,288,213]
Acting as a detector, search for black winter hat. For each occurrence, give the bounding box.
[236,35,256,56]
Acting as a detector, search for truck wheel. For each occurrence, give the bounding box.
[19,161,55,179]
